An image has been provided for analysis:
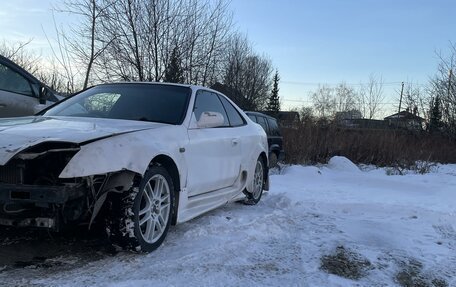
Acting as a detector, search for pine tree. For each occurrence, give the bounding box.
[164,47,184,83]
[267,70,280,113]
[429,96,443,133]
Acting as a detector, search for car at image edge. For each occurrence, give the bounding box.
[0,82,269,252]
[0,55,62,118]
[245,111,285,167]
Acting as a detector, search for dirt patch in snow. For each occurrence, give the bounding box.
[394,258,448,287]
[320,245,372,280]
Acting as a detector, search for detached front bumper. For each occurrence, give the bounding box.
[0,183,86,230]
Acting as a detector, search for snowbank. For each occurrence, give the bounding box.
[1,161,455,287]
[327,156,361,173]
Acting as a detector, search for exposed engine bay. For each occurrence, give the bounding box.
[0,141,135,230]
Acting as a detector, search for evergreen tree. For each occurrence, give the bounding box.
[164,47,184,83]
[429,96,443,133]
[267,70,280,113]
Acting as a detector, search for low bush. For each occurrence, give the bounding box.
[282,121,456,166]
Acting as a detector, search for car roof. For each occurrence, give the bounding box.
[0,54,41,84]
[93,82,235,97]
[244,111,278,121]
[95,81,191,88]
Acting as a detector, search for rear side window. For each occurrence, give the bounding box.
[218,95,245,127]
[247,114,257,122]
[267,118,281,136]
[256,116,269,134]
[194,90,229,127]
[0,62,33,96]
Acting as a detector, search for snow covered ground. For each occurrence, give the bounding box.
[1,156,456,286]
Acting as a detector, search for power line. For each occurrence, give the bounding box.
[281,80,427,87]
[281,98,399,105]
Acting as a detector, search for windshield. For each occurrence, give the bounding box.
[43,83,191,125]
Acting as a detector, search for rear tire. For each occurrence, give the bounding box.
[107,165,174,252]
[269,152,278,168]
[244,156,265,205]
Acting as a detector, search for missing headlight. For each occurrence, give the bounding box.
[1,142,81,185]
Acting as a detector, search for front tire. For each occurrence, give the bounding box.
[108,165,174,252]
[244,156,265,205]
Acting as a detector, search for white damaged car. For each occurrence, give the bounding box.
[0,83,268,252]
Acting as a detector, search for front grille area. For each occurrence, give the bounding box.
[0,165,22,184]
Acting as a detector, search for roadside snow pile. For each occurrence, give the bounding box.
[327,156,361,173]
[1,156,455,287]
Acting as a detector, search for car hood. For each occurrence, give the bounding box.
[0,116,166,165]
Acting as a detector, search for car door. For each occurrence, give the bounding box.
[186,90,242,196]
[0,61,39,117]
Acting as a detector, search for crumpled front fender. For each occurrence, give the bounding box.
[59,128,186,179]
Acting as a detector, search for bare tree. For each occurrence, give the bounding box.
[429,42,456,135]
[296,106,314,123]
[400,82,429,120]
[56,0,112,88]
[196,0,232,86]
[244,55,273,110]
[85,0,232,84]
[47,0,269,99]
[42,13,83,93]
[334,82,357,112]
[0,40,40,74]
[358,74,385,119]
[177,0,232,85]
[311,85,336,119]
[220,33,272,111]
[0,40,70,93]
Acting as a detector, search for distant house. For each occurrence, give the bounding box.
[384,110,425,130]
[335,109,425,130]
[335,110,362,121]
[335,110,363,128]
[343,119,389,129]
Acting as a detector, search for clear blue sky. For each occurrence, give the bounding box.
[230,0,455,109]
[1,0,455,111]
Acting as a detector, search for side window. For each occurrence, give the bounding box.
[256,116,269,134]
[0,63,33,96]
[218,95,245,127]
[267,118,281,136]
[193,90,229,127]
[248,114,257,122]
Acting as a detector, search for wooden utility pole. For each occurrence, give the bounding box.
[398,81,404,114]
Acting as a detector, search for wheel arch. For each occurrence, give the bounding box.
[269,144,281,155]
[150,154,180,225]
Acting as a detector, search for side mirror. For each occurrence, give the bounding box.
[197,111,225,128]
[39,86,49,105]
